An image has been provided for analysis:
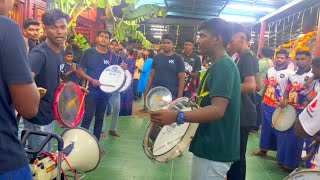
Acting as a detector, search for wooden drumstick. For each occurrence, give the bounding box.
[272,108,284,128]
[78,81,89,115]
[100,83,115,87]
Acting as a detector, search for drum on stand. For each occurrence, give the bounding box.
[272,105,296,131]
[99,65,126,94]
[284,169,320,180]
[143,97,199,163]
[118,70,132,93]
[146,86,172,111]
[53,82,84,128]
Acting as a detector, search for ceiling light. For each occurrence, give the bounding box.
[150,28,168,31]
[153,35,162,39]
[227,4,275,12]
[220,14,256,23]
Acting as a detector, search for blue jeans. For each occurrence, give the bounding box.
[103,93,120,132]
[81,94,109,141]
[0,165,32,180]
[23,119,55,152]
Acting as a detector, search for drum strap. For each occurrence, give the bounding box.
[197,71,210,106]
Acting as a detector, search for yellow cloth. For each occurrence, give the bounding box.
[134,58,145,79]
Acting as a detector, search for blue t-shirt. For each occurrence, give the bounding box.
[27,42,62,125]
[60,62,80,84]
[80,48,119,98]
[0,16,33,173]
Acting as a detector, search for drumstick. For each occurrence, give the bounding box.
[100,83,115,87]
[77,81,89,115]
[272,108,284,128]
[309,140,317,147]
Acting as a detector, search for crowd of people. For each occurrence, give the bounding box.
[1,0,320,179]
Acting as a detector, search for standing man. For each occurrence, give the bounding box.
[23,19,40,52]
[227,23,258,180]
[0,0,40,178]
[24,9,69,152]
[150,18,240,180]
[133,50,144,100]
[181,39,201,98]
[252,49,293,156]
[78,30,126,143]
[278,50,313,171]
[145,33,185,100]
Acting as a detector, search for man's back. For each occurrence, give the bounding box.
[0,16,34,173]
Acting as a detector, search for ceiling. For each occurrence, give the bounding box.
[135,0,293,24]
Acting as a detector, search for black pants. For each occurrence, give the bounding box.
[227,127,251,180]
[133,79,140,99]
[81,94,109,141]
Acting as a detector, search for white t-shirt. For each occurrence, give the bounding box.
[266,68,293,97]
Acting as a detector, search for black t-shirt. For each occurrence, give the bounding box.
[80,48,119,98]
[182,52,201,92]
[151,53,185,98]
[27,42,62,125]
[0,16,33,173]
[60,62,80,84]
[236,50,258,127]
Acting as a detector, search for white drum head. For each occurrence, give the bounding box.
[118,70,132,93]
[284,169,320,180]
[99,65,125,93]
[146,86,172,111]
[272,105,296,131]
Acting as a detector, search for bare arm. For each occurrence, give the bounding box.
[177,72,185,98]
[187,71,199,79]
[294,119,311,138]
[255,73,261,92]
[9,83,40,119]
[144,69,155,96]
[241,76,256,93]
[77,67,94,82]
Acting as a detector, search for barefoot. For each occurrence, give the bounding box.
[100,132,107,138]
[100,149,106,155]
[109,131,120,137]
[251,150,267,156]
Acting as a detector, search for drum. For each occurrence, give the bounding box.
[272,105,296,131]
[146,86,172,111]
[53,82,84,128]
[284,169,320,180]
[184,62,193,72]
[118,70,132,93]
[99,65,126,93]
[143,97,199,163]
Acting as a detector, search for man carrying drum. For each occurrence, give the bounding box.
[150,18,241,180]
[252,50,293,156]
[279,50,314,172]
[294,57,320,169]
[77,30,127,148]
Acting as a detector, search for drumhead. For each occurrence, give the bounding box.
[99,65,125,93]
[143,97,199,163]
[53,82,84,128]
[118,70,132,93]
[272,105,296,131]
[146,86,172,111]
[284,169,320,180]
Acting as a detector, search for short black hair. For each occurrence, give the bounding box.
[147,49,155,58]
[64,49,74,56]
[184,39,194,45]
[276,49,289,59]
[97,30,112,39]
[42,9,70,26]
[198,18,232,48]
[23,19,40,29]
[161,33,175,43]
[230,23,251,41]
[261,47,274,59]
[312,58,320,68]
[296,50,311,57]
[126,45,134,56]
[67,35,75,43]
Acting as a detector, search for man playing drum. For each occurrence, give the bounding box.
[279,50,314,171]
[294,57,320,169]
[252,50,293,156]
[150,18,241,180]
[77,30,127,146]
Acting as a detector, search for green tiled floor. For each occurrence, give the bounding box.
[54,115,289,180]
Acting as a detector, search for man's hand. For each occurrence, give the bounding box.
[71,64,77,72]
[38,87,47,98]
[150,110,178,126]
[280,99,289,108]
[90,79,101,87]
[120,62,128,70]
[79,86,89,94]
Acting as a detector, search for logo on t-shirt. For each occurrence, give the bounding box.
[169,59,175,64]
[305,76,310,81]
[280,74,285,78]
[190,58,194,62]
[104,59,110,65]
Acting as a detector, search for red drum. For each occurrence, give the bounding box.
[53,82,84,128]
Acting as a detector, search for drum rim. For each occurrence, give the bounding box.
[118,70,132,93]
[272,105,296,131]
[61,127,101,172]
[99,65,126,93]
[54,82,84,128]
[146,86,172,111]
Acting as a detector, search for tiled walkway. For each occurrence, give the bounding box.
[54,114,289,180]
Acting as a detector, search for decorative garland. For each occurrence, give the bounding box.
[274,31,316,60]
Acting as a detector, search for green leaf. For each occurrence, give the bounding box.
[125,0,139,4]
